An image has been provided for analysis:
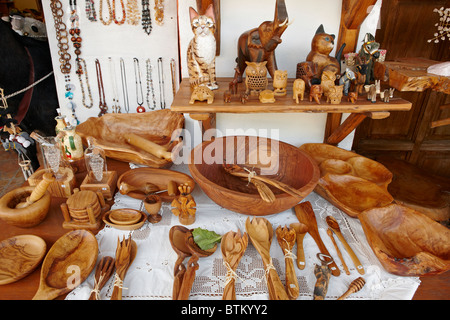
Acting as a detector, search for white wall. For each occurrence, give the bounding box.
[178,0,381,150]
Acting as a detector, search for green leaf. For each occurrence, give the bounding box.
[192,228,221,250]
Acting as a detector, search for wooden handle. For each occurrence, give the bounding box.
[167,180,178,196]
[285,257,299,299]
[28,173,55,203]
[327,229,350,275]
[337,277,366,300]
[296,234,306,270]
[333,231,365,275]
[222,278,236,300]
[124,133,173,161]
[110,282,122,300]
[172,263,186,300]
[177,255,199,300]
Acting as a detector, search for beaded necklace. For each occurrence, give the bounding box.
[145,59,156,110]
[85,0,97,21]
[99,0,113,25]
[112,0,126,25]
[95,59,108,116]
[109,57,121,113]
[126,0,140,25]
[77,58,94,109]
[119,58,130,113]
[141,0,152,35]
[154,0,164,26]
[133,58,145,113]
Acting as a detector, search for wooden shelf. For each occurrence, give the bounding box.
[171,78,412,145]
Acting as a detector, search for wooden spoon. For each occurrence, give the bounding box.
[119,181,160,195]
[177,230,218,300]
[294,202,340,276]
[110,236,138,300]
[290,222,308,270]
[327,228,350,275]
[276,225,299,300]
[169,225,192,300]
[326,216,365,275]
[245,217,289,300]
[88,256,115,300]
[221,230,248,300]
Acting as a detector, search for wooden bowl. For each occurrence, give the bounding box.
[0,235,47,285]
[188,136,320,215]
[144,195,162,215]
[359,204,450,276]
[76,109,184,168]
[316,174,394,217]
[102,210,147,230]
[109,208,143,225]
[117,167,195,202]
[0,186,51,228]
[299,143,356,163]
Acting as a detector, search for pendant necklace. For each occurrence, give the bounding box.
[95,59,108,116]
[145,59,156,110]
[141,0,152,35]
[99,0,113,25]
[120,58,130,113]
[134,58,145,113]
[109,57,121,113]
[77,58,94,109]
[112,0,126,25]
[85,0,97,21]
[157,57,166,109]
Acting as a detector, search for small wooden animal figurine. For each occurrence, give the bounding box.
[171,183,196,225]
[259,90,276,103]
[389,87,395,98]
[292,78,305,103]
[321,69,337,99]
[339,68,356,96]
[187,5,218,90]
[273,70,288,96]
[228,67,241,94]
[296,61,319,91]
[357,33,380,85]
[369,84,377,103]
[223,90,232,103]
[355,65,367,95]
[309,84,323,104]
[244,61,269,96]
[236,0,289,81]
[306,24,345,82]
[240,92,249,104]
[348,91,358,103]
[381,89,389,102]
[189,85,214,104]
[326,85,344,104]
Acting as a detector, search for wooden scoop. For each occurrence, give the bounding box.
[276,225,299,300]
[326,216,365,275]
[290,222,308,269]
[169,225,192,300]
[124,133,173,161]
[15,173,55,209]
[88,256,115,300]
[119,181,160,195]
[294,202,340,276]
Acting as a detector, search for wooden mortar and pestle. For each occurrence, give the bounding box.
[0,173,54,227]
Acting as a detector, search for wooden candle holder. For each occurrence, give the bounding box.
[28,168,76,198]
[80,171,118,201]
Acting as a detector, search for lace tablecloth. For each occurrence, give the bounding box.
[66,164,420,300]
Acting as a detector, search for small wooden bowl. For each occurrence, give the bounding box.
[102,210,147,230]
[188,136,320,215]
[144,195,162,215]
[359,204,450,276]
[0,186,51,228]
[109,208,143,225]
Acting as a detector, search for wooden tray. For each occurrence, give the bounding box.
[76,109,184,168]
[117,167,195,202]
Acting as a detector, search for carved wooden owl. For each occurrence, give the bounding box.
[245,61,268,95]
[273,70,288,96]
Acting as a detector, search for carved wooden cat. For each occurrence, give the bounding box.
[187,5,218,90]
[306,24,345,81]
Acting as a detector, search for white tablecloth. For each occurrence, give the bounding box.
[66,164,420,300]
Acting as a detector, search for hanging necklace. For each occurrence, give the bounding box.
[120,58,130,113]
[99,0,113,25]
[85,0,97,21]
[157,57,166,109]
[133,58,145,113]
[126,0,140,25]
[141,0,152,35]
[77,58,93,109]
[112,0,126,25]
[145,59,156,110]
[154,0,164,26]
[69,0,82,73]
[109,57,121,113]
[95,59,108,116]
[170,58,177,99]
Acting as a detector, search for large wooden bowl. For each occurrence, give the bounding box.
[76,109,185,168]
[0,186,51,228]
[359,204,450,276]
[188,136,320,215]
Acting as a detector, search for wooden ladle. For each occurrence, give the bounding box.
[326,216,365,275]
[15,173,55,209]
[221,230,248,300]
[177,230,218,300]
[169,225,192,300]
[290,222,308,270]
[276,225,299,300]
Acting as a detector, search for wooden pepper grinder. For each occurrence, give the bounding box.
[170,183,196,225]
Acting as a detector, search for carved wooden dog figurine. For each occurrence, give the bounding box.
[236,0,289,81]
[348,91,358,103]
[326,85,344,104]
[309,84,323,104]
[293,79,305,103]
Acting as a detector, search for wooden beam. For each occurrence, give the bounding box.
[326,113,368,145]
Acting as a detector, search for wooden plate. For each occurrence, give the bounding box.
[103,210,147,230]
[0,235,47,285]
[117,167,195,202]
[109,208,143,225]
